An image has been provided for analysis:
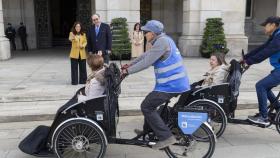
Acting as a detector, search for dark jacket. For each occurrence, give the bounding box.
[5,26,16,39]
[18,25,27,38]
[244,28,280,65]
[87,23,112,54]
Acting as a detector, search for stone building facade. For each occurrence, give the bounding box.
[0,0,279,60]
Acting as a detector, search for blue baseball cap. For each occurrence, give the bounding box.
[141,20,164,35]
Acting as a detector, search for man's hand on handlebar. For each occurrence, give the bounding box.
[121,64,130,70]
[120,63,131,79]
[121,68,129,80]
[239,59,250,71]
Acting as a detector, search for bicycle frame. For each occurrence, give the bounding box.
[228,90,280,128]
[108,101,213,148]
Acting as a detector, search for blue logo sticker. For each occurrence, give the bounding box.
[178,112,208,134]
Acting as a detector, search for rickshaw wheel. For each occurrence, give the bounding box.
[186,99,227,138]
[53,118,107,158]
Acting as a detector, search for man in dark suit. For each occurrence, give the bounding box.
[87,14,112,64]
[5,23,16,50]
[18,22,29,51]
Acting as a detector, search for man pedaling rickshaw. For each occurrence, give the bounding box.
[121,20,190,150]
[242,16,280,126]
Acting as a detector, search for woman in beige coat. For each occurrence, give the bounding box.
[131,23,144,58]
[201,53,230,87]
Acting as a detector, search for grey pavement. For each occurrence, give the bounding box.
[0,48,279,122]
[1,111,280,158]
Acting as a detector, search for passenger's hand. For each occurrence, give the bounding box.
[98,51,102,56]
[80,45,84,49]
[76,91,82,99]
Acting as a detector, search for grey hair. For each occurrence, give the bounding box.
[92,13,100,18]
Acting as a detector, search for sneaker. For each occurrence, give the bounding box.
[134,129,143,135]
[248,115,269,126]
[152,135,176,150]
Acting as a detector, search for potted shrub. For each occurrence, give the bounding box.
[200,18,229,58]
[110,17,131,60]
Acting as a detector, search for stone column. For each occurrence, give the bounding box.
[0,0,10,60]
[95,0,140,30]
[277,0,280,16]
[178,0,248,57]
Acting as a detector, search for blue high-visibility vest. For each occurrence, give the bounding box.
[153,36,190,93]
[269,29,280,70]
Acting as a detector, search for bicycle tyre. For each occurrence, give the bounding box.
[186,99,227,138]
[274,110,280,134]
[164,122,216,158]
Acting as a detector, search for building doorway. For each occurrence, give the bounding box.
[50,0,76,39]
[140,0,152,51]
[140,0,152,26]
[35,0,92,48]
[50,0,76,46]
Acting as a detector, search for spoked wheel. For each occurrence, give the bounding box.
[267,105,278,127]
[53,118,107,158]
[165,123,216,158]
[187,99,227,138]
[274,110,280,134]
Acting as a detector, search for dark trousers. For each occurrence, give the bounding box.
[70,58,87,85]
[102,53,110,64]
[20,36,28,51]
[256,69,280,118]
[141,91,178,141]
[9,38,16,50]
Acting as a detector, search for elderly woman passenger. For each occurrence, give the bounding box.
[200,53,230,87]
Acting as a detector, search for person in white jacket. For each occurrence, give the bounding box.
[78,54,106,102]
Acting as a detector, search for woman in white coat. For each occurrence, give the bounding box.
[131,23,144,58]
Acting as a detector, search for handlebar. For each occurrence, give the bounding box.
[240,49,250,74]
[113,68,128,90]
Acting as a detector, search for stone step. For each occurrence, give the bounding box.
[0,92,260,123]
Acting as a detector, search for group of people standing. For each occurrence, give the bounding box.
[5,22,29,51]
[68,14,149,86]
[69,14,112,85]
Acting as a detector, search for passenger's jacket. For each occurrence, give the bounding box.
[78,67,105,102]
[69,32,87,59]
[201,64,230,87]
[244,28,280,70]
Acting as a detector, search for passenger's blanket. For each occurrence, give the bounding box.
[18,125,51,155]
